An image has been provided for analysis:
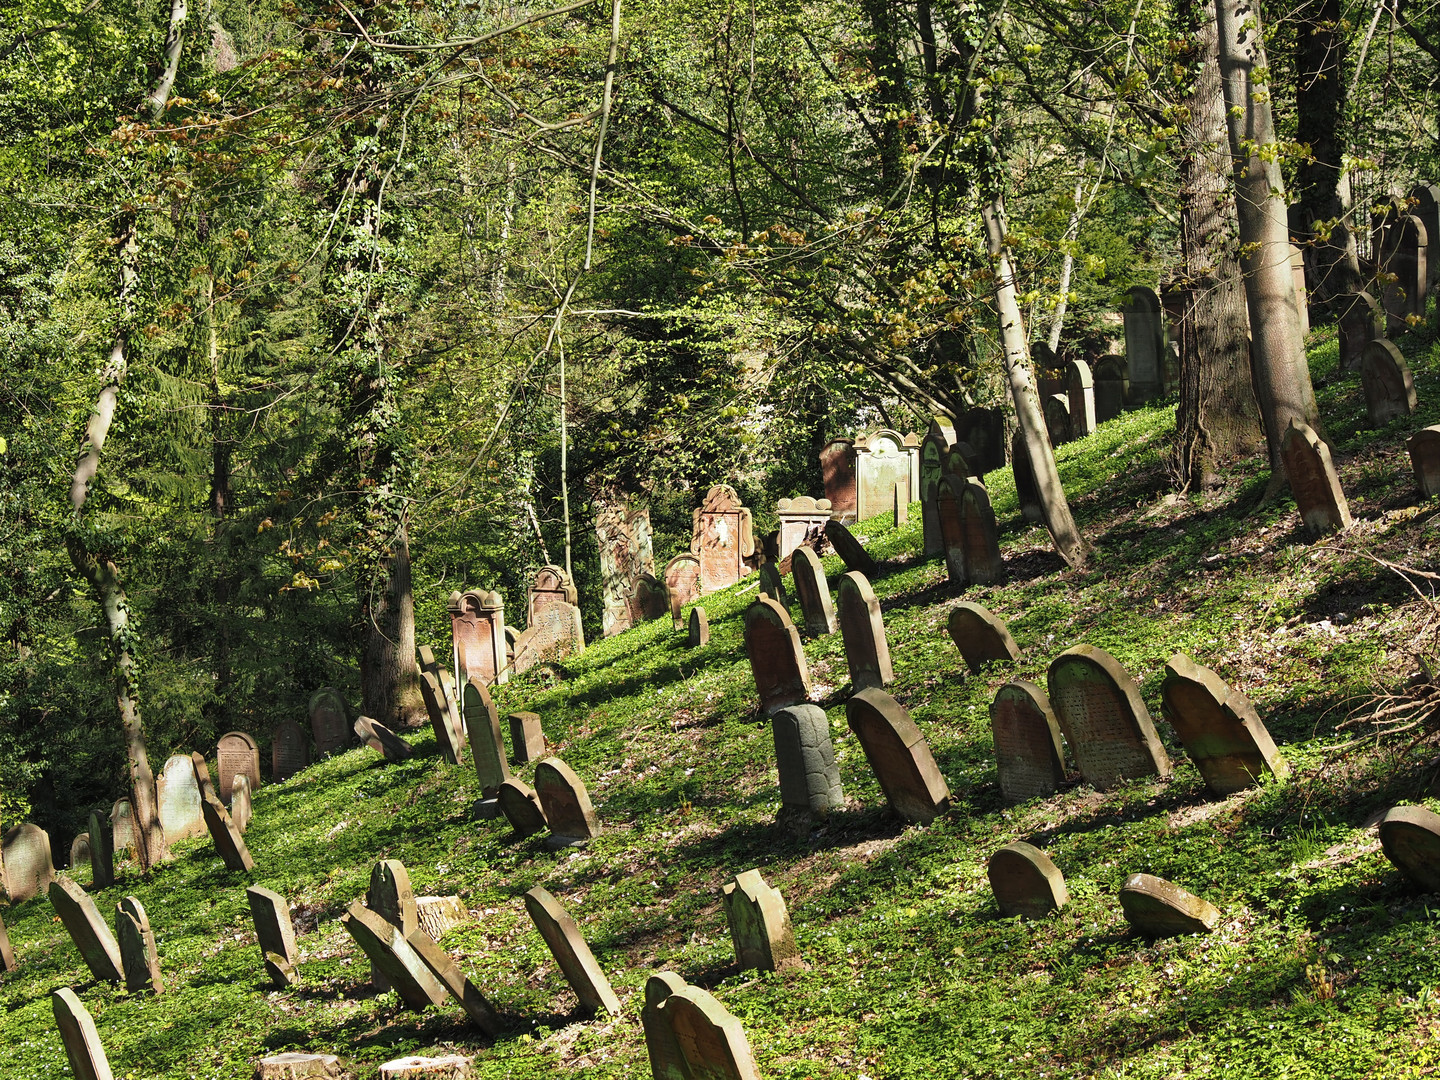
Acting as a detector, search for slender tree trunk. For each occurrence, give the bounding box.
[1047,171,1085,351]
[559,337,572,579]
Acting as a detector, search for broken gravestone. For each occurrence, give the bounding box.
[1118,873,1220,937]
[743,596,812,716]
[534,759,600,848]
[990,680,1067,804]
[523,886,621,1015]
[1160,652,1288,795]
[646,976,762,1080]
[845,688,951,823]
[115,895,163,994]
[988,842,1068,918]
[340,902,448,1010]
[721,869,803,973]
[837,571,894,691]
[48,878,123,983]
[354,715,414,761]
[246,885,301,987]
[947,601,1020,674]
[771,704,844,831]
[404,926,502,1035]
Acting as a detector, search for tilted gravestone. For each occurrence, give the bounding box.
[497,778,548,838]
[308,687,351,757]
[1123,285,1166,402]
[1382,214,1428,335]
[116,894,163,994]
[110,799,134,856]
[448,589,507,687]
[959,477,1004,584]
[525,565,585,663]
[662,553,702,630]
[1379,805,1440,891]
[921,416,958,556]
[271,719,309,784]
[419,670,464,765]
[758,562,788,607]
[947,601,1020,674]
[597,500,656,637]
[845,688,951,823]
[1160,653,1288,795]
[192,752,254,871]
[508,711,545,763]
[523,887,621,1015]
[366,859,417,992]
[721,869,803,973]
[743,597,812,717]
[157,753,205,842]
[216,731,260,806]
[246,885,301,987]
[2,823,54,903]
[823,518,878,577]
[1010,429,1045,524]
[70,834,91,875]
[354,715,414,761]
[790,546,836,637]
[1093,354,1127,423]
[0,911,15,971]
[1046,645,1171,791]
[1118,873,1220,937]
[1044,394,1072,445]
[990,680,1067,804]
[772,704,843,831]
[837,571,894,691]
[854,429,920,521]
[1067,359,1096,437]
[404,926,503,1035]
[48,878,123,982]
[988,842,1068,918]
[534,759,600,847]
[1361,338,1417,426]
[687,606,710,647]
[52,987,115,1080]
[341,902,448,1010]
[230,775,253,835]
[87,810,114,889]
[463,678,510,799]
[819,437,858,519]
[691,484,756,594]
[776,496,833,561]
[1336,290,1382,371]
[1280,420,1352,536]
[648,977,762,1080]
[642,972,691,1080]
[1409,425,1440,499]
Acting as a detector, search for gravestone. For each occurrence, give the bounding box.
[687,606,710,647]
[837,571,893,690]
[988,842,1068,918]
[854,429,920,520]
[110,799,134,856]
[956,407,1007,475]
[52,987,115,1080]
[116,894,163,994]
[790,547,836,637]
[823,518,878,577]
[758,562,787,607]
[1408,425,1440,498]
[1046,645,1171,791]
[635,573,671,622]
[230,775,252,835]
[355,715,414,761]
[722,869,802,973]
[157,753,205,842]
[463,677,510,798]
[48,878,123,982]
[1044,394,1072,445]
[743,597,812,717]
[772,704,843,830]
[947,601,1020,674]
[776,497,834,560]
[691,484,755,594]
[1382,215,1428,334]
[1280,420,1352,536]
[642,972,691,1080]
[1123,285,1166,402]
[508,711,545,763]
[308,687,351,757]
[1410,183,1440,289]
[497,778,548,838]
[87,810,114,889]
[341,902,448,1010]
[650,979,762,1080]
[448,589,507,687]
[523,887,621,1015]
[1290,244,1311,336]
[1093,354,1128,423]
[216,731,260,806]
[0,912,14,971]
[534,759,600,847]
[1160,652,1289,795]
[596,501,656,637]
[271,720,309,784]
[662,554,703,630]
[193,752,255,872]
[367,859,416,992]
[990,680,1067,804]
[2,823,54,903]
[1379,805,1440,891]
[921,417,957,557]
[818,437,857,518]
[845,688,951,823]
[404,926,503,1035]
[247,885,301,987]
[1336,291,1382,371]
[1010,430,1045,523]
[1118,873,1220,937]
[937,475,1004,586]
[419,670,464,765]
[1361,338,1417,425]
[525,565,585,661]
[1067,360,1096,437]
[894,481,909,527]
[70,834,91,874]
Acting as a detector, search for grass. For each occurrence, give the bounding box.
[7,317,1440,1078]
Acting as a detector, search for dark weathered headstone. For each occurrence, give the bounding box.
[1010,430,1044,524]
[988,842,1067,918]
[366,859,417,992]
[116,894,163,994]
[461,678,510,799]
[662,553,703,629]
[70,834,91,875]
[193,752,255,872]
[687,606,710,647]
[957,407,1006,475]
[448,589,507,687]
[48,878,123,982]
[854,429,919,521]
[308,687,351,757]
[507,711,546,763]
[497,778,548,838]
[721,869,803,973]
[1118,873,1220,937]
[771,704,843,830]
[216,731,260,806]
[270,720,309,784]
[230,774,253,835]
[1361,338,1417,426]
[534,759,600,847]
[1379,805,1440,891]
[757,562,787,607]
[1281,419,1352,536]
[633,573,670,624]
[823,518,878,577]
[947,601,1020,673]
[642,972,691,1080]
[743,597,812,717]
[247,885,300,987]
[523,887,621,1015]
[340,901,448,1010]
[1046,645,1171,791]
[110,799,134,856]
[1409,425,1440,499]
[1336,290,1382,371]
[845,688,951,823]
[959,477,1004,584]
[52,987,115,1080]
[1044,394,1072,445]
[990,680,1067,804]
[419,670,464,765]
[1067,359,1096,437]
[1160,652,1288,795]
[653,980,762,1080]
[819,437,857,518]
[837,571,893,690]
[1123,285,1166,401]
[0,911,15,971]
[157,753,205,842]
[597,500,656,637]
[1382,214,1428,335]
[691,484,755,594]
[354,715,414,761]
[790,546,836,637]
[404,926,503,1035]
[87,810,113,889]
[1093,354,1127,422]
[2,823,54,903]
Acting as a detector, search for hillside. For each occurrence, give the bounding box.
[5,324,1440,1079]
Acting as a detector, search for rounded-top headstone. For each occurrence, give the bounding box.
[823,519,878,577]
[1280,419,1352,536]
[217,731,261,806]
[1046,644,1171,790]
[1118,873,1220,937]
[308,687,351,757]
[1379,804,1440,892]
[687,606,710,648]
[845,688,951,823]
[947,602,1020,673]
[1360,338,1418,426]
[533,758,600,844]
[990,680,1066,804]
[1408,425,1440,499]
[988,842,1068,918]
[497,778,548,838]
[742,596,811,717]
[1159,652,1287,795]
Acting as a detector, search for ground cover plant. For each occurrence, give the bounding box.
[4,323,1440,1079]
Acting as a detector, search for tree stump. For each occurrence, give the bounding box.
[254,1053,342,1079]
[378,1056,471,1079]
[415,896,465,940]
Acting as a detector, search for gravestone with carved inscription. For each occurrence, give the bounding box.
[449,589,507,686]
[157,753,204,842]
[743,597,811,716]
[2,823,53,903]
[1281,420,1352,536]
[662,553,702,629]
[270,720,309,784]
[776,497,833,561]
[1047,645,1171,791]
[691,484,756,594]
[990,681,1067,804]
[597,500,656,637]
[854,430,919,520]
[1361,338,1417,426]
[1160,652,1288,795]
[525,565,585,662]
[216,731,260,806]
[846,688,951,823]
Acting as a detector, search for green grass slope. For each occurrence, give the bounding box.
[6,324,1440,1079]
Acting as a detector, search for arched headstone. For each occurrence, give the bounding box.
[845,688,951,823]
[836,571,893,691]
[742,597,811,717]
[216,731,260,806]
[1118,873,1220,937]
[48,878,123,982]
[1010,430,1045,524]
[1409,183,1440,289]
[921,417,957,556]
[158,753,204,842]
[822,519,878,577]
[596,500,655,637]
[771,704,843,829]
[937,475,1004,586]
[662,553,702,629]
[990,681,1067,804]
[687,606,710,647]
[1160,653,1288,795]
[854,429,920,521]
[1044,394,1072,445]
[270,720,309,784]
[534,759,600,847]
[947,602,1020,673]
[775,496,833,560]
[53,987,116,1080]
[818,437,857,519]
[1408,425,1440,498]
[1,823,54,903]
[116,894,163,994]
[70,833,91,874]
[790,546,836,637]
[649,978,762,1080]
[110,799,134,856]
[1280,419,1352,536]
[1046,645,1171,790]
[1382,215,1428,335]
[1360,338,1417,426]
[1379,805,1440,891]
[498,778,548,837]
[1093,354,1127,422]
[1066,359,1096,437]
[308,687,351,757]
[463,677,510,798]
[988,842,1067,918]
[691,484,756,594]
[448,589,507,686]
[525,565,585,661]
[635,572,671,622]
[1122,285,1166,402]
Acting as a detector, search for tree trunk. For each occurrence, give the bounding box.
[361,519,418,726]
[1047,172,1085,352]
[1213,0,1323,478]
[1174,0,1264,487]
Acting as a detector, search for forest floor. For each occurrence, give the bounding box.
[5,321,1440,1079]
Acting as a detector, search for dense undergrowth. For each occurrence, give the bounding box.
[6,322,1440,1078]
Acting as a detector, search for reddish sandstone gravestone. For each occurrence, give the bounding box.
[497,778,548,838]
[743,597,812,717]
[845,688,951,824]
[947,601,1020,674]
[1336,291,1382,371]
[534,759,600,848]
[418,669,463,764]
[988,842,1068,918]
[790,546,836,637]
[1160,652,1288,795]
[721,869,803,973]
[990,680,1067,804]
[1280,420,1352,536]
[836,571,894,691]
[522,565,586,666]
[1409,426,1440,499]
[1118,873,1220,937]
[691,484,756,594]
[687,606,710,647]
[819,437,857,519]
[642,972,691,1080]
[596,500,656,637]
[157,753,205,842]
[48,877,123,982]
[2,823,54,903]
[662,553,702,630]
[649,978,762,1080]
[463,677,510,798]
[115,894,163,994]
[308,687,351,757]
[635,573,671,622]
[523,887,621,1015]
[247,884,301,987]
[1361,338,1417,426]
[448,588,507,687]
[216,731,260,807]
[1046,645,1171,791]
[270,720,309,784]
[52,987,116,1080]
[1379,805,1440,891]
[823,518,878,578]
[936,475,1004,586]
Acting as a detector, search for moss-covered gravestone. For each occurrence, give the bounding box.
[771,704,843,830]
[758,562,787,607]
[367,859,416,992]
[721,869,803,973]
[823,519,878,577]
[1160,653,1288,795]
[990,681,1067,804]
[743,597,812,717]
[52,987,115,1080]
[1379,805,1440,891]
[497,779,548,838]
[1280,420,1352,536]
[534,759,600,848]
[1047,646,1171,791]
[837,571,894,691]
[308,686,351,757]
[523,887,621,1016]
[404,926,502,1035]
[988,842,1067,918]
[1118,874,1220,937]
[947,602,1020,674]
[158,753,205,842]
[507,711,546,763]
[642,972,690,1080]
[0,912,14,971]
[246,885,301,987]
[87,810,114,889]
[790,547,836,637]
[340,902,448,1011]
[845,688,951,823]
[463,677,510,799]
[116,895,163,994]
[48,878,123,983]
[649,979,762,1080]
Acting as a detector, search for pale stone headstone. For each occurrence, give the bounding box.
[1379,805,1440,891]
[819,438,857,518]
[790,546,836,637]
[1010,430,1045,524]
[1336,290,1382,371]
[448,589,507,687]
[772,704,843,830]
[1118,873,1220,936]
[651,979,762,1080]
[1044,394,1072,445]
[921,416,958,556]
[230,775,252,835]
[1361,338,1417,426]
[419,671,463,765]
[48,877,123,982]
[2,823,54,903]
[957,407,1006,475]
[854,429,919,521]
[845,688,951,823]
[341,901,448,1010]
[157,753,205,842]
[115,894,163,994]
[662,554,703,629]
[1160,652,1288,795]
[216,731,260,806]
[687,606,710,647]
[635,573,670,623]
[1123,285,1165,401]
[308,687,351,757]
[463,677,510,798]
[758,562,787,607]
[193,752,255,872]
[990,680,1066,804]
[1093,354,1127,423]
[1409,425,1440,498]
[255,1053,341,1079]
[1066,360,1096,437]
[523,886,621,1015]
[988,842,1067,918]
[534,759,600,847]
[721,869,802,973]
[775,497,833,562]
[497,779,548,838]
[1290,243,1311,336]
[1382,214,1428,335]
[1281,419,1352,536]
[70,834,91,874]
[52,986,115,1080]
[837,571,893,690]
[246,884,300,987]
[110,799,134,856]
[404,926,502,1035]
[0,911,15,971]
[893,481,909,527]
[524,565,586,662]
[87,810,114,889]
[354,715,414,761]
[823,518,878,577]
[642,972,691,1080]
[507,711,546,763]
[1046,645,1171,791]
[691,484,756,594]
[947,601,1020,674]
[743,597,811,717]
[597,501,656,637]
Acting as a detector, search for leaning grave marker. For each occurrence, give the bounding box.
[642,972,690,1080]
[1361,338,1418,426]
[947,601,1020,674]
[990,680,1067,804]
[534,759,600,847]
[743,596,812,717]
[1160,652,1288,795]
[758,561,788,607]
[404,926,503,1035]
[823,518,878,577]
[231,775,253,835]
[341,902,448,1011]
[651,979,762,1080]
[1046,645,1171,791]
[1118,873,1220,937]
[1067,359,1096,437]
[116,894,163,994]
[192,752,255,872]
[354,715,414,761]
[498,778,548,838]
[366,859,417,992]
[790,546,837,637]
[1280,419,1352,536]
[836,571,894,691]
[246,884,301,987]
[988,842,1068,919]
[463,677,510,799]
[845,688,951,824]
[87,810,114,889]
[523,887,621,1016]
[53,987,116,1080]
[508,711,546,763]
[48,877,124,983]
